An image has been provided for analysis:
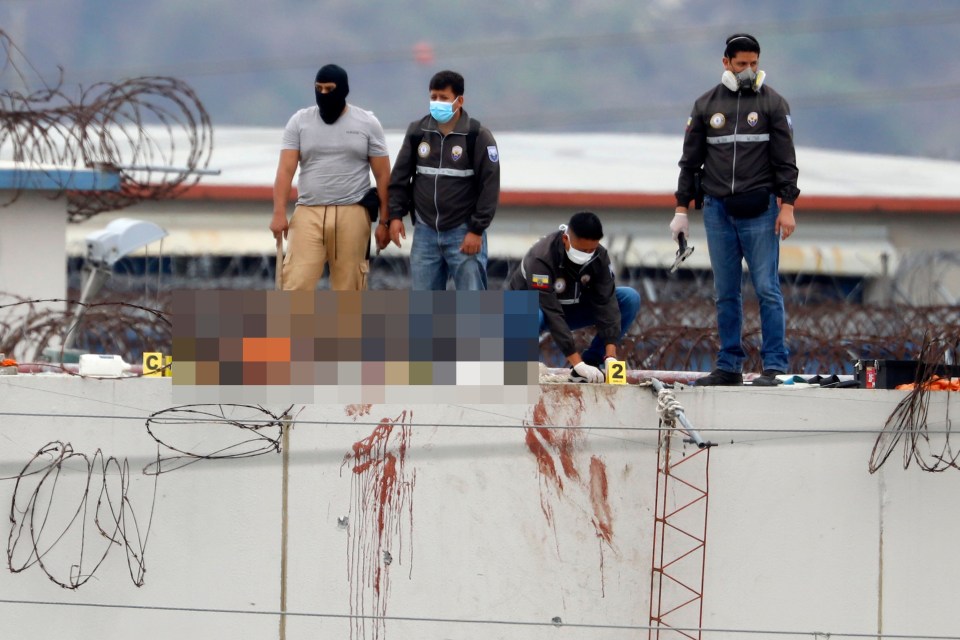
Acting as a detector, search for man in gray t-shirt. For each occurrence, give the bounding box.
[271,64,390,291]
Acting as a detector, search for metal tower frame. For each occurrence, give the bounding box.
[648,379,713,640]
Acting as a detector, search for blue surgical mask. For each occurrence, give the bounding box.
[429,99,459,124]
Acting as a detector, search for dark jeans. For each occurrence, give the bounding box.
[539,286,641,365]
[703,193,789,373]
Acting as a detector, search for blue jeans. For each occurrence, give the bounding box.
[410,222,488,290]
[539,287,641,365]
[702,193,788,373]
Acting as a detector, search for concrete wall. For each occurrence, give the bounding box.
[1,190,67,301]
[1,376,958,639]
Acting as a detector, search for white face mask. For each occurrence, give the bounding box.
[563,232,595,265]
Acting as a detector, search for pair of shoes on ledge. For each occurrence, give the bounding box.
[694,369,786,387]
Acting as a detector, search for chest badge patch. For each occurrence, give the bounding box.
[531,274,550,290]
[747,111,759,127]
[417,142,430,158]
[451,145,463,161]
[580,274,591,284]
[709,113,726,129]
[554,277,567,294]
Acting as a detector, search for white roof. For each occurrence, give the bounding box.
[205,126,960,198]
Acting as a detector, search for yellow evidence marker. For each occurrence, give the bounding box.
[606,359,627,384]
[143,352,166,377]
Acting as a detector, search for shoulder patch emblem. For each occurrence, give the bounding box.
[487,145,499,162]
[709,113,726,129]
[417,141,430,158]
[451,145,463,161]
[531,274,550,290]
[785,114,793,134]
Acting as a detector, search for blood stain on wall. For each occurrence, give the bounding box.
[524,387,617,593]
[342,410,415,639]
[345,404,373,420]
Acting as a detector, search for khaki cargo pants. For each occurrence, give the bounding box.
[281,203,370,291]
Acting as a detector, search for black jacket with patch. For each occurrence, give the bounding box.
[506,231,620,358]
[387,109,500,234]
[676,83,800,207]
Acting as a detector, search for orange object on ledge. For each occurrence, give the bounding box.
[895,375,960,391]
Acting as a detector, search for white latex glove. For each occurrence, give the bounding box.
[571,361,605,383]
[669,212,689,241]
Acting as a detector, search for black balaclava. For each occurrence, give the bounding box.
[314,64,349,124]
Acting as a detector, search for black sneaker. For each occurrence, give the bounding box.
[694,369,743,386]
[752,369,785,386]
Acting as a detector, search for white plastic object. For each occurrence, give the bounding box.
[78,354,131,377]
[85,218,168,266]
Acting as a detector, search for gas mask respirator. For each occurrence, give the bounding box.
[721,67,766,93]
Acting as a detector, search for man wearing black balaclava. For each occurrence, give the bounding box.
[271,64,391,291]
[314,64,349,124]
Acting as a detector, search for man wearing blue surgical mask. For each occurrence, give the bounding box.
[507,212,641,383]
[385,70,500,290]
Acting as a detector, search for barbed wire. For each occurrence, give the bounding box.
[5,441,156,589]
[551,301,960,374]
[870,334,960,473]
[1,404,293,590]
[142,404,291,475]
[0,294,170,364]
[0,29,212,222]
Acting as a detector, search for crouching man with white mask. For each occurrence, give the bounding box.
[506,211,640,382]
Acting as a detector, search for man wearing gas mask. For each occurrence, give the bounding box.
[507,212,640,383]
[670,34,800,387]
[271,64,391,291]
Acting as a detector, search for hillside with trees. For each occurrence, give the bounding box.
[2,0,959,158]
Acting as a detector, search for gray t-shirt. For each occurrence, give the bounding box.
[282,104,389,206]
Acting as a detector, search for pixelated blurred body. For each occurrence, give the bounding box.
[172,290,539,404]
